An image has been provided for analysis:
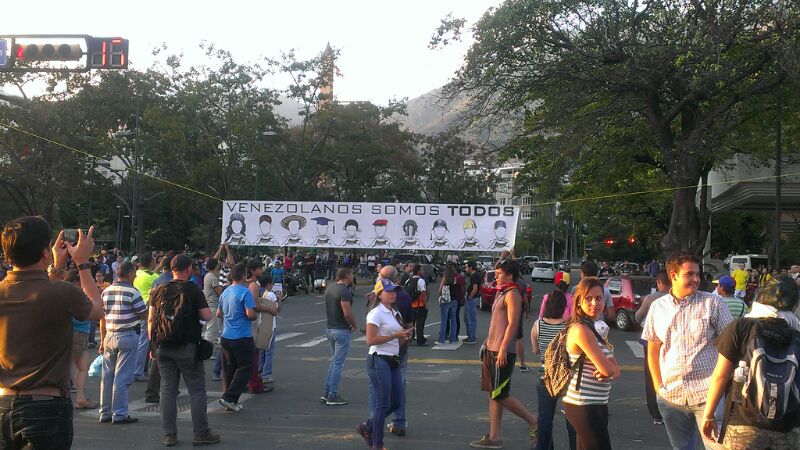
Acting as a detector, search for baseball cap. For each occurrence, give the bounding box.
[373,278,400,295]
[713,275,735,291]
[555,271,571,285]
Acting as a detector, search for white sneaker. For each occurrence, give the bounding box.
[218,398,242,412]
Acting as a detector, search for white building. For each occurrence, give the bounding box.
[493,160,537,221]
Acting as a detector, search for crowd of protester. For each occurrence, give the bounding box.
[2,215,800,449]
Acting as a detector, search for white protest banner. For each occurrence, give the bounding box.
[221,201,519,252]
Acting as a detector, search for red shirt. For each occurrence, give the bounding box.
[283,257,293,271]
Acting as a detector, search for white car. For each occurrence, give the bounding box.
[532,261,557,282]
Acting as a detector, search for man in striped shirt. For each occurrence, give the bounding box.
[642,252,732,450]
[99,261,148,424]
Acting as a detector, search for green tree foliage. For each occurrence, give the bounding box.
[440,0,800,255]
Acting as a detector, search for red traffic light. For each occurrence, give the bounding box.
[12,43,82,61]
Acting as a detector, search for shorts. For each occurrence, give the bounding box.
[481,350,516,400]
[72,331,88,360]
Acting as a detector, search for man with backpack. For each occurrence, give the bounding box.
[641,251,733,450]
[702,276,800,448]
[406,264,428,346]
[148,254,220,447]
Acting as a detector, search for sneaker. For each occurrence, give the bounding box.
[218,398,242,412]
[387,423,406,436]
[325,394,350,406]
[211,374,221,381]
[262,376,274,384]
[519,365,531,373]
[357,422,373,448]
[320,394,329,403]
[192,430,221,446]
[163,434,177,447]
[112,416,139,425]
[653,417,664,425]
[463,339,477,344]
[469,434,503,449]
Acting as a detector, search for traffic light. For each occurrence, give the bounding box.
[87,37,129,69]
[604,239,615,247]
[12,43,82,61]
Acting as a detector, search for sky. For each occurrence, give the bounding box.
[4,0,503,104]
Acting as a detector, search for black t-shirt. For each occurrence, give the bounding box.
[716,318,799,427]
[467,271,482,298]
[325,283,353,330]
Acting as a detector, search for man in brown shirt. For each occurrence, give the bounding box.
[0,216,102,449]
[472,257,538,449]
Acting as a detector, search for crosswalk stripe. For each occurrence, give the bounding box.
[287,336,328,348]
[292,319,326,327]
[275,332,306,342]
[626,340,645,358]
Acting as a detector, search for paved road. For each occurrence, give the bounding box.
[73,272,672,449]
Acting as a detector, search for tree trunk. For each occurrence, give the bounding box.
[661,149,709,256]
[204,209,219,254]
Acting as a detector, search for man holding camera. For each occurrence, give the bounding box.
[0,217,103,449]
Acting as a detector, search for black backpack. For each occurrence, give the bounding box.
[405,275,421,302]
[151,280,197,346]
[737,319,800,431]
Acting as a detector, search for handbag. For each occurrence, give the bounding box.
[196,339,214,360]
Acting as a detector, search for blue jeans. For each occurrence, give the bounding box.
[438,301,457,343]
[366,354,402,448]
[323,328,351,397]
[465,297,478,341]
[100,329,138,420]
[258,330,277,379]
[213,349,222,377]
[133,320,150,377]
[536,380,576,450]
[0,395,73,449]
[657,397,724,450]
[369,352,408,429]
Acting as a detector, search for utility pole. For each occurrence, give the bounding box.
[774,89,782,269]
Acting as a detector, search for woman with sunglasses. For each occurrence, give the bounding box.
[563,278,620,450]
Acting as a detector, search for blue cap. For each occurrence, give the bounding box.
[311,217,334,225]
[380,278,400,292]
[713,275,735,291]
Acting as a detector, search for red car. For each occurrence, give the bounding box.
[604,275,655,330]
[478,271,532,311]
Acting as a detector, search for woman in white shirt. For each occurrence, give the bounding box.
[357,279,413,450]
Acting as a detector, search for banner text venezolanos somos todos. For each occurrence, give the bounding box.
[221,201,519,251]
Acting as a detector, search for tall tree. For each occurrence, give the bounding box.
[439,0,799,254]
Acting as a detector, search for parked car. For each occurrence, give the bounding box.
[556,260,570,271]
[604,275,654,330]
[394,253,439,282]
[728,254,769,272]
[478,271,532,311]
[617,263,640,276]
[531,261,557,282]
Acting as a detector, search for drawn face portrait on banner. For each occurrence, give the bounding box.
[311,217,334,246]
[459,218,481,249]
[281,215,307,246]
[429,219,451,248]
[259,215,272,235]
[225,213,247,245]
[398,219,420,247]
[490,220,510,249]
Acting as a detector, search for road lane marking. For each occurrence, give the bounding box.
[626,340,645,358]
[290,356,643,371]
[287,336,328,348]
[315,301,325,305]
[432,342,463,350]
[292,319,326,327]
[275,332,305,342]
[424,321,440,328]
